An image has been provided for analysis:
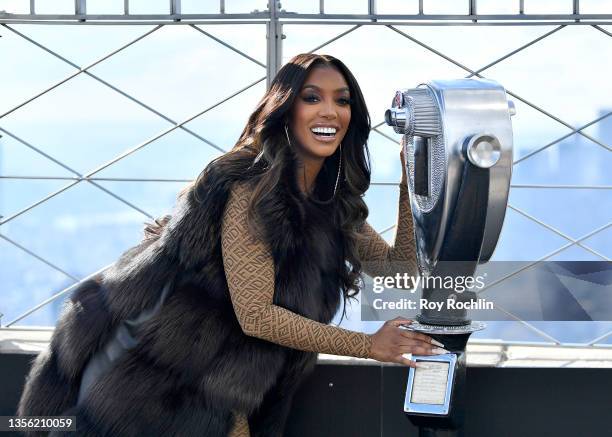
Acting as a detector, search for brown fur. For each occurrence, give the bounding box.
[18,148,350,437]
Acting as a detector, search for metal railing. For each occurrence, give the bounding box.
[1,0,611,348]
[1,0,612,24]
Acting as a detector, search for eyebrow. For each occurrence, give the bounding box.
[302,84,350,93]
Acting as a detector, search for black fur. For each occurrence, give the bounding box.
[18,149,347,437]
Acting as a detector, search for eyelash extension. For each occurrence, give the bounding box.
[302,95,319,102]
[302,95,352,105]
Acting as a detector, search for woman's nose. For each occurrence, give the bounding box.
[318,100,337,119]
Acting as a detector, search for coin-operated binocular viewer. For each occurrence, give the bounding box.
[385,79,515,436]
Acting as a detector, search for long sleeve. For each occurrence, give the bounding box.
[221,183,372,359]
[355,181,418,278]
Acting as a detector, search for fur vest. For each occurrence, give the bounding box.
[17,148,348,436]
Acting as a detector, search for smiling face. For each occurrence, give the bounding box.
[289,65,352,166]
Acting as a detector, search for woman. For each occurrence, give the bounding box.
[18,54,446,436]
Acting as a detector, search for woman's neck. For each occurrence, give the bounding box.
[296,156,324,195]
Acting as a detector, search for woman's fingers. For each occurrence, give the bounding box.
[387,317,413,328]
[398,329,446,348]
[414,345,448,355]
[400,354,435,368]
[392,326,449,354]
[372,318,450,367]
[399,354,419,368]
[396,340,449,356]
[396,338,432,348]
[398,329,435,343]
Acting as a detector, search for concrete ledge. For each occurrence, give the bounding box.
[3,327,612,368]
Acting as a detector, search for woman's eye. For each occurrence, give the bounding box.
[301,94,350,105]
[302,94,319,103]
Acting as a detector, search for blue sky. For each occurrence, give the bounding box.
[0,2,611,343]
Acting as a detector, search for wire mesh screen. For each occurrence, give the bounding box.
[1,0,611,348]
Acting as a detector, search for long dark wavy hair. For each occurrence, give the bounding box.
[151,53,372,316]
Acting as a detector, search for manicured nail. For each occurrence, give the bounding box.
[431,339,445,348]
[432,348,450,355]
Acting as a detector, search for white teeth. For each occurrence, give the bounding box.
[311,126,337,135]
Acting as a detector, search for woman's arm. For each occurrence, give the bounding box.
[221,183,372,359]
[355,169,418,279]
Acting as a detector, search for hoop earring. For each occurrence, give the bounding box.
[284,124,342,201]
[332,143,342,199]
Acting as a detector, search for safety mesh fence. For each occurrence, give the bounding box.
[0,0,611,347]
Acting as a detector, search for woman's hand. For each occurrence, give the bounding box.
[368,317,448,368]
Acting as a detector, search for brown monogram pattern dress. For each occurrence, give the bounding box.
[222,182,416,437]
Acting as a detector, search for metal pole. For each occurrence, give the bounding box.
[170,0,180,20]
[368,0,377,22]
[75,0,86,15]
[266,0,283,89]
[469,0,477,22]
[573,0,580,22]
